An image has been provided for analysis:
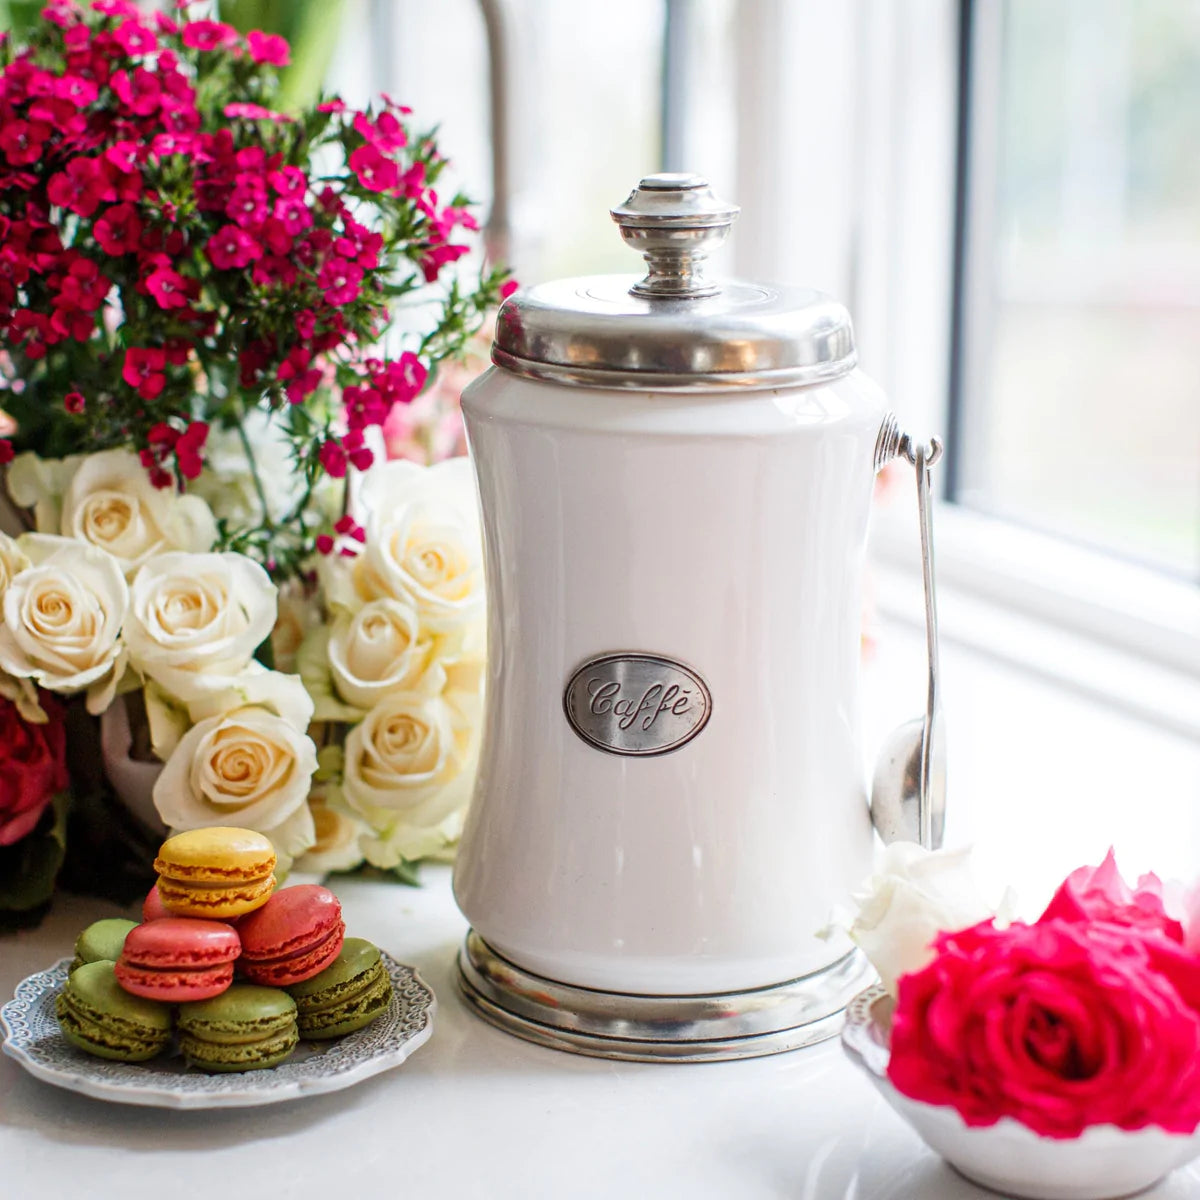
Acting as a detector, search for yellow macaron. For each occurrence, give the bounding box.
[154,828,277,919]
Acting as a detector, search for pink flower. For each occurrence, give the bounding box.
[251,255,296,288]
[419,241,469,283]
[105,140,140,173]
[154,12,178,34]
[174,421,207,479]
[54,74,98,109]
[318,440,347,478]
[226,177,268,229]
[500,279,519,299]
[92,0,140,16]
[246,30,289,66]
[272,197,311,236]
[353,110,406,153]
[145,266,189,310]
[224,102,290,122]
[93,202,142,255]
[47,157,104,217]
[181,19,237,51]
[112,18,157,56]
[295,310,316,339]
[317,98,346,114]
[111,67,161,116]
[349,143,398,193]
[887,919,1200,1138]
[315,533,335,555]
[64,392,85,414]
[1039,849,1185,943]
[206,225,262,270]
[0,119,52,166]
[122,347,167,400]
[317,256,364,306]
[268,166,306,198]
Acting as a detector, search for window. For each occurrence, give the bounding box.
[952,0,1200,579]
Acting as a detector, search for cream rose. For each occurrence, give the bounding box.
[0,534,128,713]
[293,795,367,874]
[327,597,439,711]
[351,458,484,632]
[342,691,475,865]
[125,552,278,703]
[153,705,318,858]
[10,449,217,576]
[0,532,30,599]
[841,843,1011,995]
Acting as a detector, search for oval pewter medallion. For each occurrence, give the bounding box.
[563,653,712,757]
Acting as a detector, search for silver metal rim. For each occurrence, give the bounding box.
[490,346,858,393]
[456,931,876,1063]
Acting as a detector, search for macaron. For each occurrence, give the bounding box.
[236,884,345,987]
[287,937,393,1039]
[114,918,241,1002]
[142,883,170,922]
[154,827,276,919]
[177,984,299,1073]
[70,918,138,974]
[56,960,172,1062]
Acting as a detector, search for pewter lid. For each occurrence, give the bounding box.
[492,173,857,391]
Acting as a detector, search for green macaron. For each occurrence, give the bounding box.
[56,960,172,1062]
[286,937,393,1039]
[70,918,138,974]
[177,984,299,1073]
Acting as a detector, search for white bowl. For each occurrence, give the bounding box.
[841,985,1200,1200]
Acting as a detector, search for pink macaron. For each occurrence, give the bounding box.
[142,883,170,923]
[114,918,241,1002]
[236,884,345,986]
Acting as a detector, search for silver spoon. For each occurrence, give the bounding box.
[870,436,946,849]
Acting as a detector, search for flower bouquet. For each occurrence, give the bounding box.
[839,846,1200,1200]
[0,0,511,925]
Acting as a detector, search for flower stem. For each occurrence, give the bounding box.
[235,419,272,529]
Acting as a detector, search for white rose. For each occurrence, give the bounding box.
[351,458,484,631]
[327,597,439,711]
[125,552,278,703]
[293,795,367,874]
[6,452,82,532]
[343,691,475,865]
[14,449,216,576]
[0,534,128,713]
[0,531,30,598]
[842,842,1009,995]
[144,664,313,761]
[153,705,318,859]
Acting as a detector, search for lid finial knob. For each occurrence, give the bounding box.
[610,174,739,300]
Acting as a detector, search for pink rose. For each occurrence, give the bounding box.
[0,696,69,847]
[1039,848,1184,942]
[887,919,1200,1138]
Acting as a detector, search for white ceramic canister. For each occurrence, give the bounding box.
[453,175,934,1061]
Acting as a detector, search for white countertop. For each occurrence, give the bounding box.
[4,617,1200,1200]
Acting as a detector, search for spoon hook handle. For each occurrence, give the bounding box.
[901,434,943,848]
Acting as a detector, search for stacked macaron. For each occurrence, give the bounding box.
[56,826,394,1072]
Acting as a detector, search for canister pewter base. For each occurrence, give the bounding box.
[456,930,876,1063]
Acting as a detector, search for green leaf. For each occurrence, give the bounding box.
[390,859,422,887]
[0,789,70,921]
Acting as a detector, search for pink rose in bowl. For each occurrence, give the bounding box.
[0,695,69,846]
[1039,848,1184,943]
[887,919,1200,1140]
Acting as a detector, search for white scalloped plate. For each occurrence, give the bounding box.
[842,984,1200,1200]
[1,952,435,1109]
